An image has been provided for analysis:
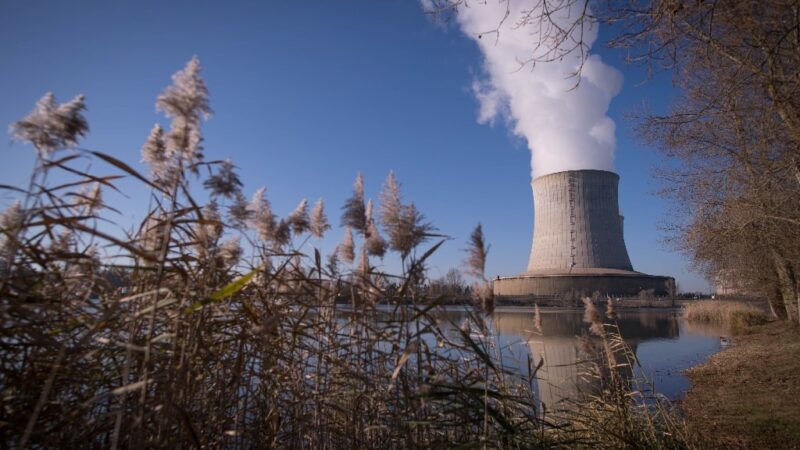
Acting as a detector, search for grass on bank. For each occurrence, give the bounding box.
[683,300,768,334]
[683,321,800,449]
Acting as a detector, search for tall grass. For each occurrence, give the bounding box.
[554,299,691,449]
[683,300,768,333]
[0,59,691,449]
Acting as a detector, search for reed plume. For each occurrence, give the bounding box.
[0,201,25,269]
[534,303,543,333]
[204,158,243,199]
[341,172,367,234]
[156,56,211,170]
[219,235,242,267]
[287,199,310,234]
[464,223,489,279]
[141,123,173,183]
[248,186,277,242]
[582,297,604,336]
[339,227,355,264]
[10,92,88,156]
[365,221,388,258]
[378,175,435,260]
[310,198,330,239]
[606,297,618,320]
[76,181,103,216]
[227,191,250,227]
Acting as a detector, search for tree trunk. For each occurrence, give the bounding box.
[768,283,789,320]
[771,249,799,323]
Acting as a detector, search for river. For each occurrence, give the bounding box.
[419,306,726,404]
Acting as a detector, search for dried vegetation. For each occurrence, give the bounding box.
[0,59,689,449]
[683,301,768,334]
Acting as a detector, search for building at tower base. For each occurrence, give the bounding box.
[494,170,674,300]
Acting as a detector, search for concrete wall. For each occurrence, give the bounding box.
[528,170,633,272]
[494,274,674,298]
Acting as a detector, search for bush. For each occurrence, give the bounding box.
[684,300,768,333]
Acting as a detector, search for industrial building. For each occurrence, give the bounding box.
[494,170,674,300]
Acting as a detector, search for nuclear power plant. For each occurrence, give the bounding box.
[494,169,674,300]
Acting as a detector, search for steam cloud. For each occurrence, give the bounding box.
[452,1,623,179]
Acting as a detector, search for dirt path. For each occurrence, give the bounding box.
[683,321,800,449]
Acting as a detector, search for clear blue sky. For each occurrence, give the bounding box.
[0,0,709,292]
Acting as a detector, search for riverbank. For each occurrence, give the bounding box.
[683,321,800,449]
[493,297,709,308]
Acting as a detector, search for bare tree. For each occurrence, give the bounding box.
[630,0,800,321]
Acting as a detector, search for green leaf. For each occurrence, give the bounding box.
[186,269,257,313]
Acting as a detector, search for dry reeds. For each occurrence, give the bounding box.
[684,300,768,332]
[0,58,692,449]
[0,58,545,449]
[555,299,692,449]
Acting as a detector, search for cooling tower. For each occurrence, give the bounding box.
[528,170,632,272]
[494,169,674,299]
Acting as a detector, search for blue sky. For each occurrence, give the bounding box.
[0,0,709,292]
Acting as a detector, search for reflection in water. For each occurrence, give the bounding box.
[681,318,735,338]
[526,336,583,410]
[428,308,725,407]
[335,306,725,409]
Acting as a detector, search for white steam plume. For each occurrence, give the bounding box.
[452,1,623,179]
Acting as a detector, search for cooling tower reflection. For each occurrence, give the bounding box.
[339,306,724,405]
[423,307,711,407]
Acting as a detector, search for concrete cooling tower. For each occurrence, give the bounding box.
[494,170,674,299]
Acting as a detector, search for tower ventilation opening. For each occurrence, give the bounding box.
[568,171,577,272]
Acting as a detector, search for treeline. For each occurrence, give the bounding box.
[623,1,800,322]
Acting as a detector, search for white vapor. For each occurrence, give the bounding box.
[451,1,623,179]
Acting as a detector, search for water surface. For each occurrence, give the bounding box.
[436,307,726,403]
